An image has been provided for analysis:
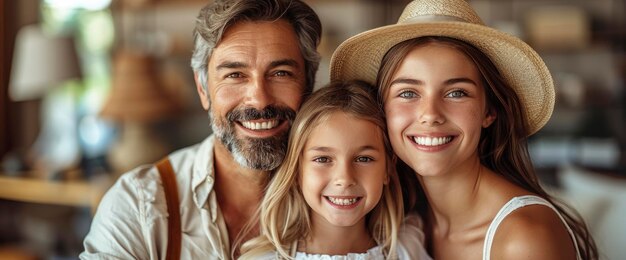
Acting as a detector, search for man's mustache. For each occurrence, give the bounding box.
[226,105,296,122]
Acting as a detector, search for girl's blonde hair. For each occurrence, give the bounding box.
[376,36,597,259]
[240,80,403,259]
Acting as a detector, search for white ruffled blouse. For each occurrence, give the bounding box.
[293,245,385,260]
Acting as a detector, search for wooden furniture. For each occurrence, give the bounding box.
[0,174,111,215]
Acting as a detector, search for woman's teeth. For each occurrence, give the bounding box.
[413,136,452,146]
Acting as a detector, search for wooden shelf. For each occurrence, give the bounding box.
[0,174,112,215]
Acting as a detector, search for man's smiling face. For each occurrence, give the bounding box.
[199,20,306,170]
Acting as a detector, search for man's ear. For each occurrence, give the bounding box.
[482,108,497,128]
[194,72,210,110]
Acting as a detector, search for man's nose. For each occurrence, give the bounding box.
[244,77,274,109]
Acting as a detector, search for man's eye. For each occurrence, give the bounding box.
[274,71,292,77]
[399,91,417,99]
[313,157,330,163]
[226,72,242,78]
[355,156,374,163]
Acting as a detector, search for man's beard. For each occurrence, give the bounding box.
[209,105,296,171]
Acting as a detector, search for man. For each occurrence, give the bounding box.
[80,0,321,258]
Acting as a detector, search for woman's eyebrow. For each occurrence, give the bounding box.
[390,77,423,86]
[444,77,478,86]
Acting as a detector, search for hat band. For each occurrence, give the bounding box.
[400,14,468,24]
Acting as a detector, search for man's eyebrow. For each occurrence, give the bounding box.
[269,59,300,69]
[216,61,248,70]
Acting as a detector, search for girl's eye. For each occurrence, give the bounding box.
[399,90,417,99]
[313,157,330,163]
[355,156,374,163]
[446,89,467,98]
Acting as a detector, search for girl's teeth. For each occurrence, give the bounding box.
[414,136,452,146]
[327,197,359,206]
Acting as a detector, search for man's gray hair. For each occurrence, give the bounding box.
[191,0,322,97]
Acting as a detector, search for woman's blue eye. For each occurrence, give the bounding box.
[447,89,467,98]
[399,91,417,99]
[355,156,374,163]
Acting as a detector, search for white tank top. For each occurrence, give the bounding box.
[482,195,581,260]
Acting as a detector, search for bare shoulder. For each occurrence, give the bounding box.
[490,204,577,259]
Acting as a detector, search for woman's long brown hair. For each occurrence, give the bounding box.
[376,36,598,259]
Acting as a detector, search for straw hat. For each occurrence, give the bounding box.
[330,0,554,135]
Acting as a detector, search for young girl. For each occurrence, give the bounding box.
[330,0,598,259]
[239,81,431,259]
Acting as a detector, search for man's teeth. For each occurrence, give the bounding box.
[327,197,359,206]
[414,136,452,146]
[241,120,278,130]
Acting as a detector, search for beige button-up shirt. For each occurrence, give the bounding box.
[81,136,231,259]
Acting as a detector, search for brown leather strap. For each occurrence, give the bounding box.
[156,157,181,260]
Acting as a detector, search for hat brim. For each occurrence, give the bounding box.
[330,21,554,135]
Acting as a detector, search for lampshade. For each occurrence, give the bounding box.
[100,51,179,122]
[9,24,82,101]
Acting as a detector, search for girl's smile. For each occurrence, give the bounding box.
[325,196,362,208]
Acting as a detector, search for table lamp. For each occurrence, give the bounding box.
[9,24,83,176]
[100,51,180,175]
[10,25,82,101]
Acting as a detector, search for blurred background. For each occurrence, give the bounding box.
[0,0,624,259]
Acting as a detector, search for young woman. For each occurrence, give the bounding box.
[239,81,431,259]
[330,0,598,259]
